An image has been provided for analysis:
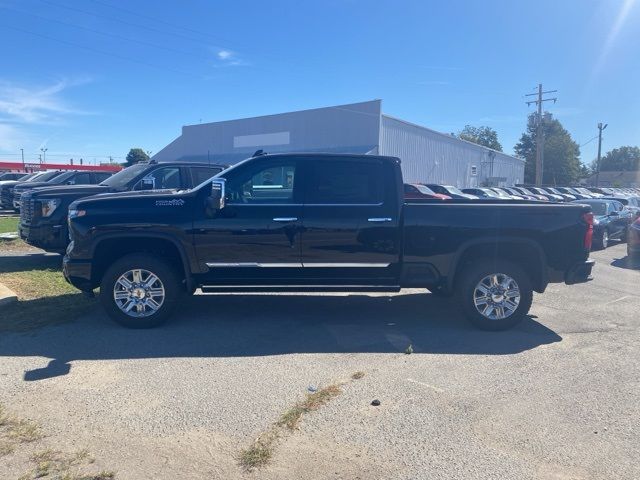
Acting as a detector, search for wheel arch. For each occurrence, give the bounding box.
[447,237,548,293]
[90,233,194,292]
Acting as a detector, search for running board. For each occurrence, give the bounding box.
[200,285,401,293]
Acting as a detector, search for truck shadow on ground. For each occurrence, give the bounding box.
[0,292,562,382]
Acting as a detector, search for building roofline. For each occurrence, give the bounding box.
[185,99,382,128]
[381,113,524,162]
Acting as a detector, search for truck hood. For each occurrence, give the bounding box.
[14,181,52,191]
[29,184,111,198]
[70,188,184,209]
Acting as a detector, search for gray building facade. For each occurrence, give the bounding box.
[154,100,524,187]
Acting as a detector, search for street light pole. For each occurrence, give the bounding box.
[595,123,608,187]
[20,148,24,168]
[40,148,48,165]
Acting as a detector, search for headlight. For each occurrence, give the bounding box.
[68,208,86,219]
[41,198,61,217]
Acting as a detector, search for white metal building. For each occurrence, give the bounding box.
[153,100,524,187]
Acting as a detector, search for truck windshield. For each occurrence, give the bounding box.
[100,164,149,187]
[28,171,64,182]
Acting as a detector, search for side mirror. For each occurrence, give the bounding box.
[206,179,226,213]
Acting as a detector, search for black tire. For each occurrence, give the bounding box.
[457,260,533,331]
[99,254,181,328]
[594,229,609,250]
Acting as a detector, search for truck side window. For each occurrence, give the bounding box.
[226,161,296,204]
[135,167,181,190]
[191,167,222,186]
[306,160,383,204]
[69,172,92,185]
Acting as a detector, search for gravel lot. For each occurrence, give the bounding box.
[1,243,639,479]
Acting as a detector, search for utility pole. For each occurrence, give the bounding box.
[20,148,24,167]
[595,122,608,187]
[525,84,557,186]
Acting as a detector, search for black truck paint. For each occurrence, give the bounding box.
[63,153,595,330]
[19,162,226,253]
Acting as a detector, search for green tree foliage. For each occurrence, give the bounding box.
[125,148,150,166]
[514,114,581,185]
[457,125,503,151]
[597,146,640,172]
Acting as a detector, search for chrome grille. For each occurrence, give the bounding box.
[0,186,13,208]
[20,194,34,225]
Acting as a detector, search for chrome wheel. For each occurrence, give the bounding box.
[473,273,520,320]
[113,268,165,318]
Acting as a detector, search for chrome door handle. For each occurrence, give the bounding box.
[368,217,392,222]
[273,217,298,222]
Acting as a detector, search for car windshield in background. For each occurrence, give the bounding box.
[578,201,607,215]
[100,164,148,187]
[416,184,437,195]
[29,171,63,182]
[445,186,465,195]
[48,171,76,184]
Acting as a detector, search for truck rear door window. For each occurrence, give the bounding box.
[306,160,383,204]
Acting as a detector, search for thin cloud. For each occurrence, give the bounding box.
[213,49,249,67]
[0,77,94,125]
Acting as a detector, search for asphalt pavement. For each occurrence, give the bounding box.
[0,243,638,479]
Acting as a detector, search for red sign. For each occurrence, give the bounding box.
[0,161,122,172]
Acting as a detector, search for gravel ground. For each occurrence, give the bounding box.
[0,243,638,479]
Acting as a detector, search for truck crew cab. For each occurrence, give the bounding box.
[64,153,595,330]
[20,161,226,253]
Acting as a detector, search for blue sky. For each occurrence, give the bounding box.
[0,0,638,165]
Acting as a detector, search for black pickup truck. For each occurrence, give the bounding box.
[64,153,595,330]
[20,161,226,253]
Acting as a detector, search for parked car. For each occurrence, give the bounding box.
[575,187,603,198]
[462,188,504,199]
[627,216,640,260]
[573,199,633,249]
[64,152,594,331]
[423,184,478,199]
[0,172,28,182]
[587,187,615,196]
[528,187,564,202]
[601,197,640,219]
[488,188,522,200]
[512,187,549,201]
[557,187,592,200]
[404,183,450,200]
[0,171,65,210]
[12,170,114,210]
[539,186,576,201]
[494,187,530,200]
[20,161,227,253]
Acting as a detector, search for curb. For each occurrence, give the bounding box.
[0,282,18,307]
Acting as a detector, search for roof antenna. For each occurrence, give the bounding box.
[252,149,266,157]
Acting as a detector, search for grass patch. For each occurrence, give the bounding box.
[239,375,362,471]
[277,384,342,430]
[0,216,18,234]
[0,403,42,443]
[0,255,96,332]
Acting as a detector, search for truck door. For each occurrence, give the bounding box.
[193,157,303,283]
[300,157,401,284]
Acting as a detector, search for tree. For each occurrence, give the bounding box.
[597,146,640,172]
[457,125,503,151]
[125,148,150,166]
[514,113,581,185]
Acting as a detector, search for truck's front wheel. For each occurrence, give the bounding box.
[458,261,533,331]
[99,254,180,328]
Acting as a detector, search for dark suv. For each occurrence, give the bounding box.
[1,171,65,210]
[21,162,226,253]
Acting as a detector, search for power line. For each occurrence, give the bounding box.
[1,5,205,59]
[524,84,558,186]
[1,23,197,77]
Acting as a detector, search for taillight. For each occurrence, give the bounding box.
[582,211,594,251]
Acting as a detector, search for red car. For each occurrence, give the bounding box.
[404,183,451,200]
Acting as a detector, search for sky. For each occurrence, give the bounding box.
[0,0,638,166]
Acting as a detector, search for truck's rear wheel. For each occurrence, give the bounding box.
[99,254,180,328]
[457,260,533,331]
